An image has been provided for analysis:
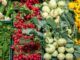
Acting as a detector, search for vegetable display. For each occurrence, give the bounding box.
[41,0,80,60]
[0,21,13,60]
[0,0,80,60]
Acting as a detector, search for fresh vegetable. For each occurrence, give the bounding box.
[0,0,80,60]
[0,22,13,60]
[45,44,55,53]
[49,0,57,9]
[43,2,48,6]
[43,53,52,60]
[41,0,66,19]
[57,53,65,60]
[52,42,58,48]
[58,1,66,7]
[42,6,50,13]
[42,12,49,18]
[58,47,65,53]
[45,37,54,44]
[65,53,73,60]
[66,47,74,53]
[52,51,58,57]
[58,38,67,46]
[2,0,7,6]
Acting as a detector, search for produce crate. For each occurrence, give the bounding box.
[10,36,13,60]
[8,0,80,60]
[0,21,13,60]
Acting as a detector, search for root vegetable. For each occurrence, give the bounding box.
[58,47,65,53]
[43,2,48,6]
[45,44,55,53]
[52,42,58,48]
[65,53,73,60]
[45,37,54,44]
[49,0,57,9]
[66,47,74,53]
[58,1,65,7]
[43,53,52,60]
[42,12,49,18]
[52,51,58,57]
[55,16,60,23]
[57,53,65,60]
[42,6,50,13]
[56,8,64,15]
[58,38,67,46]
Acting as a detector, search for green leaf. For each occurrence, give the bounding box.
[39,20,46,27]
[22,29,34,35]
[32,17,47,29]
[74,45,80,58]
[74,45,80,51]
[0,5,4,12]
[74,52,80,58]
[0,50,2,57]
[46,18,57,30]
[59,31,73,43]
[20,39,30,44]
[32,17,40,28]
[66,38,73,43]
[60,20,68,28]
[66,43,74,48]
[36,32,44,38]
[60,14,71,28]
[34,4,42,8]
[0,22,2,26]
[20,7,31,14]
[65,12,74,25]
[22,28,44,38]
[3,43,8,53]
